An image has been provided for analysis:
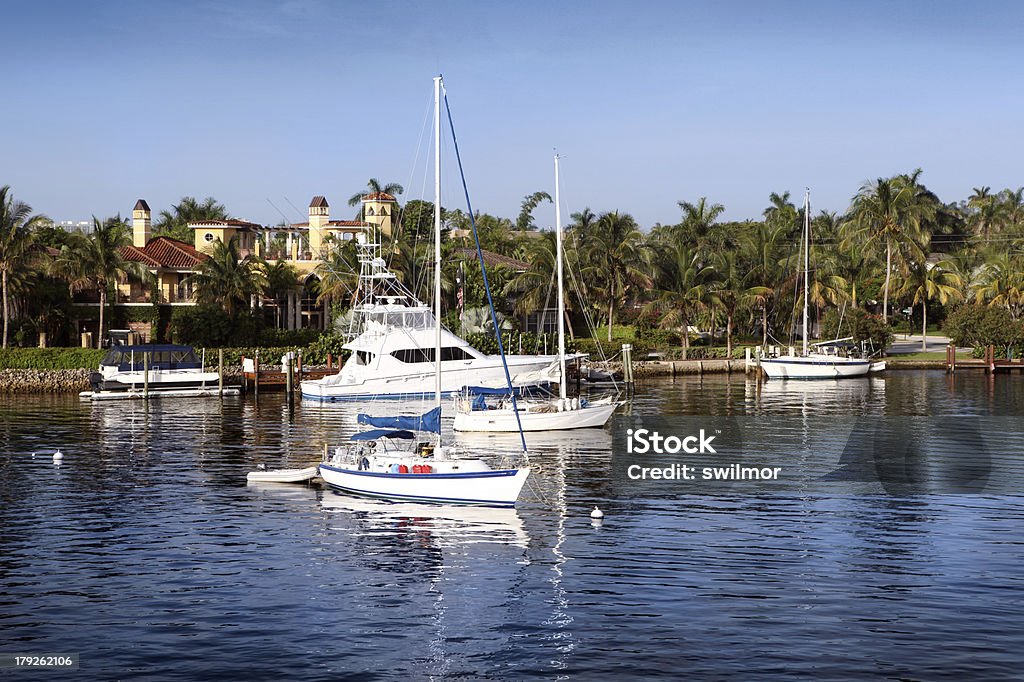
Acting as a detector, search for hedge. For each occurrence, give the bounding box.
[0,348,106,370]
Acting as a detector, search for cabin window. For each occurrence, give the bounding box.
[355,350,374,365]
[391,347,471,363]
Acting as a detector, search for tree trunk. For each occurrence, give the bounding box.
[607,298,614,343]
[883,239,891,322]
[726,311,734,357]
[98,287,106,349]
[761,306,768,347]
[921,298,928,353]
[2,269,8,348]
[681,316,689,360]
[564,309,575,341]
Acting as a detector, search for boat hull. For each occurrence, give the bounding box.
[761,355,872,379]
[453,402,618,432]
[300,356,556,401]
[317,464,531,507]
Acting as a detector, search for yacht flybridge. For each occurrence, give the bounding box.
[300,229,560,401]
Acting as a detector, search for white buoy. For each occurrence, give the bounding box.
[590,506,604,519]
[31,452,36,459]
[52,449,63,464]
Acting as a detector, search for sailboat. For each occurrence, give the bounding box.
[317,76,531,506]
[760,190,882,379]
[452,154,620,431]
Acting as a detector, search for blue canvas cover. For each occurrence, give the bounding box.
[350,429,416,441]
[356,407,442,434]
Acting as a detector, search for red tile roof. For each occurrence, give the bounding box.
[309,195,329,208]
[362,192,397,201]
[453,248,529,271]
[327,220,370,227]
[122,237,207,269]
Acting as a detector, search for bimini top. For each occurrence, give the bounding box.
[100,345,202,370]
[350,429,416,441]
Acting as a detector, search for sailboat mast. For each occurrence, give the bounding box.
[433,75,443,411]
[554,154,567,402]
[802,188,810,356]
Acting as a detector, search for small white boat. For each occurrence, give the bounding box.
[453,155,620,432]
[86,344,232,394]
[318,429,530,507]
[246,465,320,484]
[869,360,886,373]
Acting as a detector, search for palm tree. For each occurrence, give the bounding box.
[898,257,963,351]
[580,211,651,342]
[504,232,579,339]
[973,251,1024,318]
[259,257,302,328]
[348,178,404,207]
[313,238,359,311]
[154,196,229,243]
[645,242,713,358]
[676,197,726,248]
[740,220,786,346]
[843,176,932,322]
[53,216,148,348]
[0,186,47,347]
[709,250,767,356]
[515,191,552,231]
[187,235,267,317]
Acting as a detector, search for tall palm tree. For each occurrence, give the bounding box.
[708,250,767,356]
[348,178,404,207]
[676,197,726,249]
[843,177,931,322]
[645,242,713,358]
[898,257,963,351]
[740,220,786,346]
[0,186,47,347]
[53,216,148,348]
[259,257,302,328]
[581,211,651,342]
[187,235,267,317]
[313,238,359,311]
[515,191,552,231]
[504,232,579,339]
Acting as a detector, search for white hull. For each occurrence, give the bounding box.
[246,466,320,483]
[80,386,241,400]
[318,463,531,507]
[761,354,871,379]
[453,401,618,432]
[300,355,557,401]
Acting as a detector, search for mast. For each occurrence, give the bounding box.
[554,154,567,402]
[433,75,442,413]
[802,188,810,356]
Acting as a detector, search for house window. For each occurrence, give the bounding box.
[204,232,214,242]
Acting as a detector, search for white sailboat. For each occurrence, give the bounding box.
[760,190,881,379]
[317,76,531,506]
[453,154,619,431]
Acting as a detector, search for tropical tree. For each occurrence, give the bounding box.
[842,176,932,322]
[676,197,726,249]
[739,220,786,346]
[313,238,359,311]
[154,196,229,243]
[581,211,651,342]
[503,232,579,339]
[515,191,552,232]
[973,251,1024,318]
[709,250,767,356]
[898,257,963,351]
[644,242,713,358]
[348,178,404,207]
[187,235,267,317]
[53,216,148,348]
[258,257,302,328]
[0,186,47,347]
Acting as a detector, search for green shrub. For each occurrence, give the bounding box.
[944,305,1024,355]
[822,308,894,352]
[0,348,105,370]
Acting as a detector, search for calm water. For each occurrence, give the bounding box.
[2,371,1023,680]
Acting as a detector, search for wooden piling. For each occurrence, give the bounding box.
[143,351,149,398]
[254,351,260,399]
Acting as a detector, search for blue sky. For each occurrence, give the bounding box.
[4,0,1023,229]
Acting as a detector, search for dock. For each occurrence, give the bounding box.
[241,354,339,392]
[946,345,1024,373]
